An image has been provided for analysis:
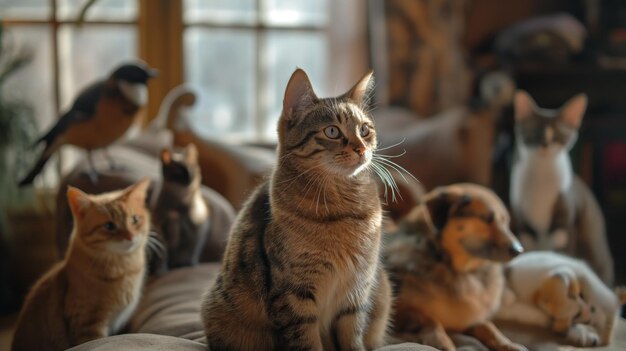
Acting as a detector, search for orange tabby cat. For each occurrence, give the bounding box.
[11,178,151,351]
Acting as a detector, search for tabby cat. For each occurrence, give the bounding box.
[509,90,613,284]
[12,179,151,351]
[151,143,210,272]
[201,68,391,351]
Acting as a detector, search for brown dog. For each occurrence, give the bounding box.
[385,183,527,351]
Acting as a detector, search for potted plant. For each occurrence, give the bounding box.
[0,21,43,313]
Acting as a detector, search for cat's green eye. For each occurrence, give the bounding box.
[103,221,117,231]
[324,125,341,139]
[360,124,370,137]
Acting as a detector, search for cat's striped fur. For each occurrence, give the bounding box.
[201,69,391,351]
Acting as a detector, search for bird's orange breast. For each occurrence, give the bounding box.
[63,96,141,150]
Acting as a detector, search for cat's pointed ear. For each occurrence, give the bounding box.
[161,149,172,165]
[282,68,317,120]
[185,143,198,163]
[514,90,538,121]
[67,186,91,220]
[345,69,374,107]
[124,177,151,205]
[560,93,587,129]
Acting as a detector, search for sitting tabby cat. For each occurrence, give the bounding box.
[12,179,151,351]
[201,68,392,350]
[509,90,613,284]
[151,143,210,272]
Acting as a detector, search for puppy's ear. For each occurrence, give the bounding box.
[423,190,471,231]
[423,191,450,231]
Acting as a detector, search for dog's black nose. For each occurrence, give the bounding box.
[509,242,524,257]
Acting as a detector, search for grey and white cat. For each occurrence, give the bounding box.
[151,143,210,271]
[510,90,613,284]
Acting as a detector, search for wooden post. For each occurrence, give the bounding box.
[138,0,184,124]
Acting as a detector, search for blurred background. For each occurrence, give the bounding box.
[1,0,626,342]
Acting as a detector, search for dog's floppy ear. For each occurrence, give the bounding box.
[423,189,471,231]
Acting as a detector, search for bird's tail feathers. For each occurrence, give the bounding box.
[18,139,61,187]
[18,154,51,187]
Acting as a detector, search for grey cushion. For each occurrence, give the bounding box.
[68,334,206,351]
[71,263,626,350]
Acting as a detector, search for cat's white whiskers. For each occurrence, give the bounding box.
[371,160,403,203]
[373,156,418,183]
[375,138,407,152]
[370,161,394,202]
[374,149,407,159]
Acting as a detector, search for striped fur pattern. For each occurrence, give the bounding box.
[201,69,391,351]
[11,179,151,351]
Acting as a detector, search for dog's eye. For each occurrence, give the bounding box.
[484,212,495,223]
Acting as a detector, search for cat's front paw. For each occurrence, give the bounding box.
[565,324,599,347]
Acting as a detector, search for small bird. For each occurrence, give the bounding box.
[19,61,158,186]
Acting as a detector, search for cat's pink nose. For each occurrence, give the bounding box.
[354,146,365,156]
[125,233,134,241]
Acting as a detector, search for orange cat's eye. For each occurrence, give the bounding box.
[103,221,117,231]
[360,124,370,137]
[324,125,341,139]
[131,215,140,225]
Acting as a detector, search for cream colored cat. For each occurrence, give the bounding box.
[11,179,151,351]
[497,251,623,347]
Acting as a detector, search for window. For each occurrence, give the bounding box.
[182,0,329,142]
[2,0,365,151]
[1,0,138,183]
[2,0,138,133]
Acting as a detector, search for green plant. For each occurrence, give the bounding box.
[0,23,37,236]
[0,21,38,313]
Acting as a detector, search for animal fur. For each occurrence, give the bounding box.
[201,69,391,350]
[11,179,151,351]
[386,183,526,351]
[510,90,613,284]
[496,251,623,347]
[151,143,210,272]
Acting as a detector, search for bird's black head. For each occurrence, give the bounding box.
[111,62,158,84]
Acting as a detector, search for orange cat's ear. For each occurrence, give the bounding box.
[124,177,151,205]
[67,186,91,220]
[185,143,198,163]
[282,68,317,121]
[560,93,587,129]
[345,69,374,107]
[161,149,172,165]
[513,90,537,121]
